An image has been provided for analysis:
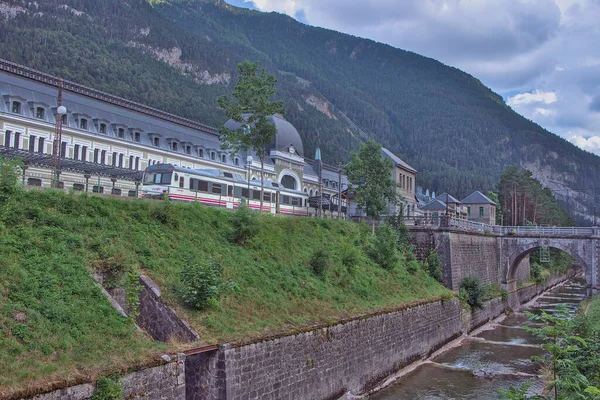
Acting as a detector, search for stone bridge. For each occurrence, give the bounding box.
[408,218,600,297]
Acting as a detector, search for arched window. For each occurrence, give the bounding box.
[281,175,297,190]
[309,189,313,197]
[221,154,227,163]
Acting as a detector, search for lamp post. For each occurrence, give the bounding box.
[52,79,66,189]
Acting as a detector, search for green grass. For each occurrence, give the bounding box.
[586,296,600,332]
[0,187,450,394]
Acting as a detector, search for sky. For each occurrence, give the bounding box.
[225,0,600,155]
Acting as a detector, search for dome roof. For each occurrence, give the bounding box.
[223,114,304,157]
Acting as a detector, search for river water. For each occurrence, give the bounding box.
[370,278,588,400]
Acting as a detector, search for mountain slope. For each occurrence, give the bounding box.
[0,0,598,223]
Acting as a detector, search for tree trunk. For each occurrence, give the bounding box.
[372,219,375,236]
[259,158,264,215]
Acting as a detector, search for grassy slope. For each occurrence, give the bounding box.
[0,188,450,394]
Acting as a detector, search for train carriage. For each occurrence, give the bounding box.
[141,164,308,216]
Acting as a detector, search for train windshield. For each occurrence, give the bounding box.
[143,172,172,185]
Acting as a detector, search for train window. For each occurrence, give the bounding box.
[224,172,233,178]
[228,185,233,197]
[292,197,301,206]
[234,187,243,197]
[27,178,42,187]
[271,193,276,202]
[174,173,179,181]
[282,195,290,205]
[179,177,184,188]
[241,188,249,198]
[211,183,222,194]
[263,192,271,202]
[252,190,261,200]
[143,172,172,185]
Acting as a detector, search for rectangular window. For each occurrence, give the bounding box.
[118,128,125,138]
[291,197,301,206]
[60,141,67,157]
[4,130,11,147]
[153,137,160,147]
[61,114,67,125]
[197,149,204,157]
[282,195,290,205]
[235,158,239,166]
[224,172,233,178]
[73,183,85,191]
[134,132,140,142]
[29,135,36,152]
[39,138,45,154]
[74,144,80,160]
[172,142,178,151]
[227,185,233,197]
[81,146,87,162]
[263,192,270,202]
[252,190,261,201]
[211,183,222,194]
[128,190,137,197]
[112,152,117,166]
[241,188,249,198]
[13,132,20,149]
[479,207,484,216]
[119,154,124,167]
[101,150,107,165]
[211,152,216,160]
[11,102,21,114]
[186,146,191,155]
[135,156,140,170]
[27,178,42,187]
[99,123,106,134]
[80,119,88,130]
[111,188,122,196]
[94,149,99,163]
[129,155,134,169]
[467,207,471,215]
[36,107,45,119]
[179,177,184,188]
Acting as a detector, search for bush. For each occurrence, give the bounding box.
[232,205,258,246]
[340,244,360,273]
[459,276,485,309]
[310,248,331,276]
[367,224,399,270]
[91,377,122,400]
[179,259,225,309]
[426,251,443,283]
[406,260,419,274]
[531,262,543,284]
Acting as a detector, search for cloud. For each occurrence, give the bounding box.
[238,0,600,154]
[508,90,558,107]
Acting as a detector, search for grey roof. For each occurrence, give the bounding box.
[381,147,417,173]
[224,114,304,157]
[461,190,496,205]
[0,71,223,154]
[420,198,448,211]
[436,193,461,204]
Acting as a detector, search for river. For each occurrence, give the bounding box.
[370,278,588,400]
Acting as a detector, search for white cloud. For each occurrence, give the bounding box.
[570,135,600,153]
[508,90,558,107]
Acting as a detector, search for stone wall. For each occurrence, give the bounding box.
[446,233,500,290]
[185,349,223,400]
[464,297,506,332]
[136,275,199,343]
[515,256,531,283]
[27,357,185,400]
[219,300,462,400]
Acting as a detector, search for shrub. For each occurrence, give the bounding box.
[91,377,122,400]
[310,248,331,276]
[459,276,485,309]
[179,259,225,309]
[231,205,258,246]
[0,156,21,202]
[426,250,443,283]
[396,221,411,251]
[340,244,360,273]
[406,260,419,274]
[531,262,543,284]
[367,224,399,270]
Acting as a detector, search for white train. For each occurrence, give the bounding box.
[141,163,310,216]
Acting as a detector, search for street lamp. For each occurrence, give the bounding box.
[52,99,67,189]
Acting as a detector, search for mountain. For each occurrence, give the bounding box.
[1,0,598,224]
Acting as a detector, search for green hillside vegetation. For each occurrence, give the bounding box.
[0,159,450,395]
[2,0,600,221]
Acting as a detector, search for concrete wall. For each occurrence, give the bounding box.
[515,256,531,283]
[464,297,506,332]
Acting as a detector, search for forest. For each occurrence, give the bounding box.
[1,0,599,222]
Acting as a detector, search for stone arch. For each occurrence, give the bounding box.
[278,169,300,191]
[505,239,588,284]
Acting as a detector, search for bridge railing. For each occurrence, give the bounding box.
[402,216,600,236]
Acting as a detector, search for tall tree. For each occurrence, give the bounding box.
[217,60,285,214]
[346,140,402,234]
